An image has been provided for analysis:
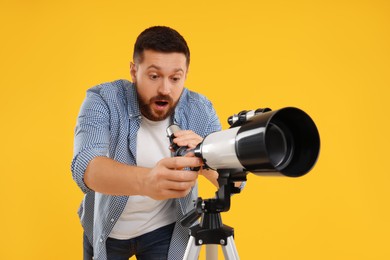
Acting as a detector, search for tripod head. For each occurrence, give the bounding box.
[181,168,247,228]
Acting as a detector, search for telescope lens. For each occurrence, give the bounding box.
[234,107,319,177]
[266,123,293,169]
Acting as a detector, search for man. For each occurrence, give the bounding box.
[71,26,222,260]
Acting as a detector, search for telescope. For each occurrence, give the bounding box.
[167,107,320,259]
[167,107,320,178]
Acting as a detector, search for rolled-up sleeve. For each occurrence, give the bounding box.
[71,89,110,194]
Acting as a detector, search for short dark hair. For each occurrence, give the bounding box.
[133,26,190,66]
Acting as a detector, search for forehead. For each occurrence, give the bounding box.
[138,50,188,73]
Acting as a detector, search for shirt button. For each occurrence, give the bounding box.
[100,238,103,243]
[111,218,114,222]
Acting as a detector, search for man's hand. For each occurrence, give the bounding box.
[140,156,203,200]
[171,129,203,149]
[169,129,221,188]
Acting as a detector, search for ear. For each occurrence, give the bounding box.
[185,67,189,80]
[130,62,137,83]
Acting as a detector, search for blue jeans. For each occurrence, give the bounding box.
[83,223,175,260]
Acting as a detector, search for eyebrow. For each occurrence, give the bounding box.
[147,65,185,73]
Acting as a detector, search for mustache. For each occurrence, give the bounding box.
[150,95,173,103]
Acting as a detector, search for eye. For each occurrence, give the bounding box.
[171,76,181,82]
[149,74,159,80]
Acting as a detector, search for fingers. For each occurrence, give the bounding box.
[184,151,195,158]
[173,130,203,149]
[145,157,203,200]
[155,186,194,200]
[161,156,203,171]
[160,157,200,187]
[160,177,196,192]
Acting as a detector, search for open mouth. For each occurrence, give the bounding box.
[149,95,173,113]
[154,100,169,110]
[155,100,169,107]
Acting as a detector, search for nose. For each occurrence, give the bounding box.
[158,78,172,96]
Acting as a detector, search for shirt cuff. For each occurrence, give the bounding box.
[71,148,105,194]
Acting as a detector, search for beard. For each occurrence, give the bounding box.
[138,94,177,121]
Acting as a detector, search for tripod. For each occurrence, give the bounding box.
[182,169,247,260]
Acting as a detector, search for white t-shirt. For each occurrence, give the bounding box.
[109,116,176,239]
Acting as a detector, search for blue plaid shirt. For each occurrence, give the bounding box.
[71,79,221,260]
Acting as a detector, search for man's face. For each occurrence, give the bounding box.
[131,50,188,121]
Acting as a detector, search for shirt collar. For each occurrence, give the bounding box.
[125,81,142,119]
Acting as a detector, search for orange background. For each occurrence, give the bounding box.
[0,0,389,259]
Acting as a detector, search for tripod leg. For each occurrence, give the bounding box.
[206,245,218,260]
[183,236,202,260]
[221,236,240,260]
